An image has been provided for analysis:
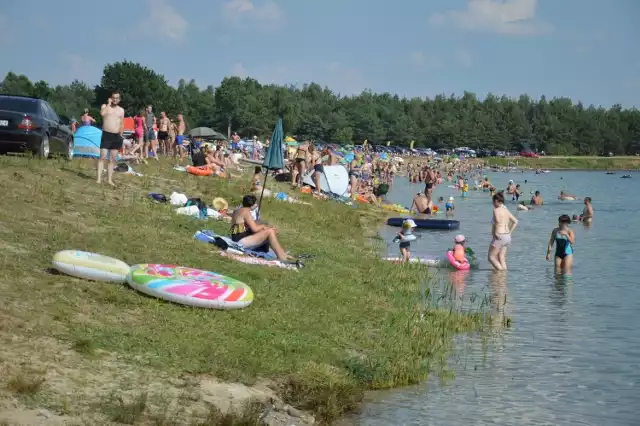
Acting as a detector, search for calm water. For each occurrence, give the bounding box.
[359,170,640,426]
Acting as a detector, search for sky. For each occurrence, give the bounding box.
[1,0,639,108]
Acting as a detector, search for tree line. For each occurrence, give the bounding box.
[1,60,639,155]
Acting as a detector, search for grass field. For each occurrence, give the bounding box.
[0,155,486,425]
[486,156,640,170]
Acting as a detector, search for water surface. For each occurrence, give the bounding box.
[361,170,639,426]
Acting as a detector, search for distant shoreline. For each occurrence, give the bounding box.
[486,156,640,171]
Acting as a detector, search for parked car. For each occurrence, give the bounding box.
[520,151,540,158]
[0,95,74,159]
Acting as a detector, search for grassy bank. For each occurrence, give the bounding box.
[0,155,484,425]
[486,156,640,170]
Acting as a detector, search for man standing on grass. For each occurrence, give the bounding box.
[97,90,124,187]
[143,105,156,161]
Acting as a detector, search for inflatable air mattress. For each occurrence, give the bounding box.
[386,218,460,230]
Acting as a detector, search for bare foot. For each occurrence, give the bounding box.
[108,181,116,188]
[96,180,101,184]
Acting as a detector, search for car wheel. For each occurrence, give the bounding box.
[66,138,74,160]
[37,135,50,159]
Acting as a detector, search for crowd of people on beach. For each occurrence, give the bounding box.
[94,90,595,275]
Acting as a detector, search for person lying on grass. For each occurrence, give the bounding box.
[230,194,296,262]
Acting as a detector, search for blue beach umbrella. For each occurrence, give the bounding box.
[256,118,285,219]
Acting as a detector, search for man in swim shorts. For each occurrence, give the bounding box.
[157,111,170,155]
[173,113,186,163]
[97,90,124,187]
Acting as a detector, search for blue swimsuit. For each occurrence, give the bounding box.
[555,233,574,259]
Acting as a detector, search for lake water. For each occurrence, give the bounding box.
[358,170,640,426]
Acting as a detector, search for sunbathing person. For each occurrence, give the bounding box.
[204,147,225,175]
[230,195,295,261]
[251,166,272,196]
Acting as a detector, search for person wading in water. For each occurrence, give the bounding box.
[97,91,124,187]
[423,165,437,204]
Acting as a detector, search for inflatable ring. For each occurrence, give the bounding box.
[52,250,130,283]
[127,264,254,309]
[186,165,213,176]
[446,251,470,270]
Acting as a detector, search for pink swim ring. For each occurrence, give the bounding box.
[446,250,470,270]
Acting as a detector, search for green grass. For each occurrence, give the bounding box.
[487,156,640,170]
[0,155,484,424]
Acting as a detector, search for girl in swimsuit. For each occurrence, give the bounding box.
[488,192,518,271]
[546,214,575,276]
[230,195,295,261]
[81,108,95,126]
[290,141,309,188]
[349,154,362,198]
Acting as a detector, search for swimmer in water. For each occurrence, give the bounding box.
[558,190,578,200]
[546,214,575,276]
[531,190,544,205]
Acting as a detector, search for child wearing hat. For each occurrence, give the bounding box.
[394,219,417,263]
[446,196,456,214]
[453,234,468,264]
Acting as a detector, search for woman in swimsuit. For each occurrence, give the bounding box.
[290,141,309,188]
[488,192,518,271]
[546,214,575,276]
[81,108,95,126]
[230,195,295,261]
[308,145,324,194]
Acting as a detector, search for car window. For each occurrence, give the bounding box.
[0,97,39,114]
[43,102,60,122]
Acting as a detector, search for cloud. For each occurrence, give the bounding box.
[454,49,473,68]
[235,61,367,96]
[410,51,445,68]
[230,63,248,78]
[221,0,283,28]
[429,0,551,36]
[139,0,188,41]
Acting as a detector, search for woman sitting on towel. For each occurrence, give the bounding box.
[230,195,295,261]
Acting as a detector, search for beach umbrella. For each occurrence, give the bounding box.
[256,118,285,219]
[189,127,227,140]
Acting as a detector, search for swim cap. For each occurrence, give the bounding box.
[455,234,465,243]
[449,196,454,201]
[403,219,417,228]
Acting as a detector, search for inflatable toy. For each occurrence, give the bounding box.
[52,250,130,283]
[127,264,253,310]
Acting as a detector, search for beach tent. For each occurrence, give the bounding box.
[73,125,102,158]
[303,164,349,197]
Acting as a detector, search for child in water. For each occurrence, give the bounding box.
[546,214,575,276]
[446,196,455,214]
[394,219,417,263]
[462,180,469,197]
[453,234,468,264]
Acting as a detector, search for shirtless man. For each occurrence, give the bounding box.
[143,106,156,160]
[97,91,125,187]
[410,192,432,215]
[423,166,437,203]
[157,112,170,156]
[173,114,186,163]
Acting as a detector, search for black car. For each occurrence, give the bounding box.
[0,95,74,159]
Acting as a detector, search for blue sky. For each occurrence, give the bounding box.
[1,0,639,107]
